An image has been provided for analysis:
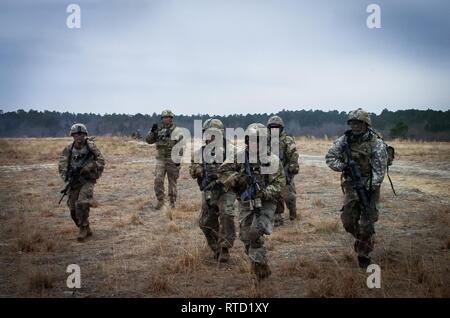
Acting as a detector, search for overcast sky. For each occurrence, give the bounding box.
[1,0,449,115]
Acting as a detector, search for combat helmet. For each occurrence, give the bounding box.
[245,122,266,139]
[347,108,371,126]
[161,109,174,118]
[267,115,284,128]
[203,118,224,133]
[70,123,88,136]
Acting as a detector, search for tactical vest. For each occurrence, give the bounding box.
[344,131,376,178]
[69,143,93,170]
[268,132,288,167]
[155,125,177,158]
[203,141,227,177]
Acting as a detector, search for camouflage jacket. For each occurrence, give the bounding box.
[146,123,183,160]
[270,131,299,176]
[325,130,387,187]
[189,140,230,191]
[217,149,285,201]
[58,138,105,182]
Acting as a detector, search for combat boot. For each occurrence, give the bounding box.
[218,247,230,263]
[155,199,164,210]
[77,226,89,242]
[274,214,284,227]
[252,262,271,280]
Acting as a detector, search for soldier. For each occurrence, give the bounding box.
[146,110,183,209]
[189,119,236,262]
[218,123,285,280]
[58,123,105,242]
[325,109,387,268]
[267,115,299,226]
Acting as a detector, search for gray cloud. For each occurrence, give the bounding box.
[0,0,449,115]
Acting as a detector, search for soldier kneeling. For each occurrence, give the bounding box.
[58,123,105,242]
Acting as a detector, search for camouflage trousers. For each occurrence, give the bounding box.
[154,159,180,203]
[341,182,380,258]
[239,200,276,265]
[275,181,297,218]
[199,190,236,253]
[67,181,94,227]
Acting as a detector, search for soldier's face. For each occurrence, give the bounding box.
[348,120,367,135]
[162,116,172,125]
[72,132,86,144]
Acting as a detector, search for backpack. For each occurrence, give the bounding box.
[370,129,397,195]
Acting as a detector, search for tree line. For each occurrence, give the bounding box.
[0,108,449,140]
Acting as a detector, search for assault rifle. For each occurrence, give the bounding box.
[342,140,371,215]
[240,150,261,211]
[58,151,93,204]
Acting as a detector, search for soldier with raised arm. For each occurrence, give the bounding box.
[146,110,183,209]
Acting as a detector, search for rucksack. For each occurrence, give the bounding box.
[370,129,397,195]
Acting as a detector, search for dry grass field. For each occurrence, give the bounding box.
[0,136,449,297]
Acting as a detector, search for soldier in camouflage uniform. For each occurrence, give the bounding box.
[58,123,105,242]
[189,119,236,262]
[146,110,183,209]
[267,115,299,226]
[325,109,387,268]
[218,123,285,280]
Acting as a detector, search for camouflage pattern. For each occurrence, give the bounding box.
[189,136,236,259]
[267,115,284,128]
[325,130,387,187]
[58,137,105,182]
[347,108,372,126]
[325,127,387,262]
[271,131,299,222]
[70,123,88,135]
[203,118,225,132]
[161,109,174,118]
[146,121,183,204]
[218,149,285,266]
[58,137,105,233]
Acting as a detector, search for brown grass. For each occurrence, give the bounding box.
[17,228,56,253]
[163,246,205,275]
[129,213,143,225]
[146,275,172,295]
[307,268,363,298]
[27,270,57,292]
[310,217,340,234]
[1,137,449,298]
[312,198,326,208]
